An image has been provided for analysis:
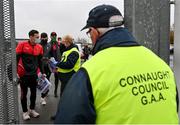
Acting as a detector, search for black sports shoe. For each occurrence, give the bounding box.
[54,91,58,98]
[50,115,56,120]
[54,94,58,98]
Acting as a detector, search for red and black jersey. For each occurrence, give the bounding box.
[16,41,43,76]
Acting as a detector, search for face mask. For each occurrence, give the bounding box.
[51,37,57,43]
[35,38,41,44]
[41,39,48,43]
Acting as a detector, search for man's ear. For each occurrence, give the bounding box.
[91,27,99,36]
[91,27,100,45]
[29,36,33,40]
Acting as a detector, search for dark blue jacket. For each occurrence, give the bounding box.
[54,27,141,124]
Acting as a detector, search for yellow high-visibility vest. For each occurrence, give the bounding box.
[82,46,179,124]
[57,47,80,73]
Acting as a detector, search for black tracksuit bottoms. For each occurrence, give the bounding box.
[58,71,75,96]
[20,75,37,112]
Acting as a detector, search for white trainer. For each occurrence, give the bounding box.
[29,110,40,118]
[23,112,30,120]
[41,97,46,105]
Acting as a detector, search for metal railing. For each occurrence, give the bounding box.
[0,0,19,123]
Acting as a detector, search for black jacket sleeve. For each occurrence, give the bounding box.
[56,51,79,69]
[38,54,44,74]
[54,68,96,124]
[44,43,52,59]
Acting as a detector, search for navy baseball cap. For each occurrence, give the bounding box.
[81,4,124,31]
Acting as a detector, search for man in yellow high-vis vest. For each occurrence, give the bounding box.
[56,34,81,96]
[54,4,179,124]
[50,34,81,120]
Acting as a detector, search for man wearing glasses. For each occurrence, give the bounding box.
[54,4,178,124]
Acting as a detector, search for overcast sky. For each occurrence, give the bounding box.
[14,0,174,40]
[14,0,124,40]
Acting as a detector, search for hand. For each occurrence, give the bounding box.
[42,73,47,79]
[38,72,46,80]
[49,57,55,62]
[17,74,20,79]
[43,73,47,77]
[49,57,58,65]
[17,74,21,84]
[53,68,58,73]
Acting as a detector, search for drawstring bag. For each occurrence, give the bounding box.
[37,75,51,94]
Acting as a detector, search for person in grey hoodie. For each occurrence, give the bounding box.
[39,32,51,105]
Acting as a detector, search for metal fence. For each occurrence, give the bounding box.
[0,0,19,124]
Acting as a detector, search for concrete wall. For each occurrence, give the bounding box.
[174,0,180,117]
[124,0,170,63]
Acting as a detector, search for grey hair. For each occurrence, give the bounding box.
[97,25,124,36]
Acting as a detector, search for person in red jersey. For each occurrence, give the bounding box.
[16,30,45,121]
